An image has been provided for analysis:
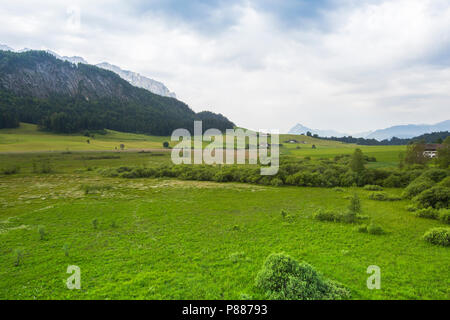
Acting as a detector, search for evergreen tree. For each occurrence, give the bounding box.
[349,148,365,173]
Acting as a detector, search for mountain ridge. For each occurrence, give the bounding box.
[289,120,450,141]
[0,44,176,98]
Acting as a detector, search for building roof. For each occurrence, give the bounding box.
[424,144,443,151]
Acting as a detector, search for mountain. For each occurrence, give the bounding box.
[96,62,176,98]
[0,50,234,135]
[288,123,356,138]
[0,44,176,98]
[289,121,450,140]
[0,44,14,52]
[366,121,450,140]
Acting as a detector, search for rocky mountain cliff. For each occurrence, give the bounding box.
[0,44,176,98]
[96,62,176,98]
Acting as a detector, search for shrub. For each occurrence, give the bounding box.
[402,177,435,199]
[438,176,450,188]
[255,253,351,300]
[439,209,450,224]
[369,192,402,201]
[339,211,358,224]
[39,160,53,174]
[81,184,113,195]
[363,185,383,191]
[229,252,247,263]
[414,186,450,209]
[14,248,24,267]
[420,169,448,183]
[1,166,20,175]
[367,224,385,235]
[348,194,362,214]
[63,244,69,257]
[415,208,439,220]
[38,226,46,240]
[313,210,339,222]
[405,204,418,212]
[356,225,368,233]
[423,228,450,246]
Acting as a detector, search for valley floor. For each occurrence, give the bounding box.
[0,172,448,299]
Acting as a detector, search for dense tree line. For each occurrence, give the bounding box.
[0,105,19,128]
[317,131,450,146]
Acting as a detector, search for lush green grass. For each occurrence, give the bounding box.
[0,123,171,152]
[0,171,449,299]
[1,123,404,169]
[0,126,446,300]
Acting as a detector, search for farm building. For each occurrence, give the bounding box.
[423,144,442,158]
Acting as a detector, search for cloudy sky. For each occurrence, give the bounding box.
[1,0,450,133]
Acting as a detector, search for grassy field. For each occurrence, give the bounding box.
[0,125,448,300]
[0,123,171,152]
[0,124,405,168]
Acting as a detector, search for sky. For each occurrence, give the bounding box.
[1,0,450,133]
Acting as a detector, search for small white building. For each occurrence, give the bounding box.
[423,144,442,158]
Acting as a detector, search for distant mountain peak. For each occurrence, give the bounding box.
[289,120,450,141]
[96,62,176,99]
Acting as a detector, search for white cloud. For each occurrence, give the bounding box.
[0,0,449,133]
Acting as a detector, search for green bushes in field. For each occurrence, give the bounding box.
[438,176,450,188]
[419,169,448,183]
[415,208,439,220]
[423,228,450,246]
[313,209,340,222]
[33,160,53,174]
[363,185,383,191]
[369,192,401,201]
[81,184,113,194]
[438,209,450,224]
[414,185,449,209]
[255,253,350,300]
[97,154,429,191]
[367,223,385,235]
[348,194,361,214]
[405,204,418,212]
[0,165,20,175]
[402,177,435,199]
[356,223,385,235]
[313,209,360,224]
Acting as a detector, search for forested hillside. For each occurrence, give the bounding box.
[0,50,234,135]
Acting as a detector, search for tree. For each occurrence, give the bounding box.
[163,141,169,148]
[306,131,312,137]
[348,193,362,214]
[349,148,365,173]
[404,141,427,166]
[437,137,450,168]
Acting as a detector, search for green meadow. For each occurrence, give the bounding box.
[0,124,448,300]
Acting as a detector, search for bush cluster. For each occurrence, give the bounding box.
[369,192,402,201]
[423,228,450,247]
[255,253,351,300]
